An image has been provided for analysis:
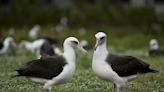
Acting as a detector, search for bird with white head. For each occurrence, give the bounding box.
[14,37,87,92]
[92,32,158,92]
[0,37,17,54]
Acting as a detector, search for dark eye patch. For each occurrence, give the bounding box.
[72,41,78,44]
[100,37,105,40]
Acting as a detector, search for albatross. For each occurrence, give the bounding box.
[29,24,41,39]
[149,39,164,56]
[18,39,46,53]
[0,36,16,54]
[19,39,60,58]
[14,37,87,92]
[92,32,158,92]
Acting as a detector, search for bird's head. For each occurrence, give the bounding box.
[150,39,159,50]
[94,32,107,50]
[64,37,88,54]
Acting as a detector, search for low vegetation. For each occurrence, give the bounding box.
[0,27,164,92]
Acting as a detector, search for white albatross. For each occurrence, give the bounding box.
[149,39,164,56]
[92,32,158,92]
[19,39,62,58]
[0,37,16,54]
[14,37,87,92]
[29,24,41,39]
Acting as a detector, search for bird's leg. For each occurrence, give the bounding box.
[113,83,117,92]
[116,86,125,92]
[43,86,52,92]
[116,87,121,92]
[43,80,54,92]
[43,88,51,92]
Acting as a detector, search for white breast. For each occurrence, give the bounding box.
[93,59,113,79]
[92,50,124,83]
[53,51,76,85]
[53,64,75,85]
[29,63,75,85]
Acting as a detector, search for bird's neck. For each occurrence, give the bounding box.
[93,42,108,60]
[63,45,76,65]
[3,39,11,49]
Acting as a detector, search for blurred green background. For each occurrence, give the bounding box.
[0,0,164,27]
[0,0,164,47]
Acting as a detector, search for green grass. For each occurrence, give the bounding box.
[0,27,164,92]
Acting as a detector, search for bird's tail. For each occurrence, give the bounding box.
[148,68,159,73]
[10,70,21,78]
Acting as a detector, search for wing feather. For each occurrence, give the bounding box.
[106,54,149,77]
[17,56,67,79]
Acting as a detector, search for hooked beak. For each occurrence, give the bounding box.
[77,44,88,55]
[94,39,99,50]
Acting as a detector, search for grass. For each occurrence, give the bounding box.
[0,26,164,92]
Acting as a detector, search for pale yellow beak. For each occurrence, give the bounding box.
[94,39,99,50]
[77,44,88,54]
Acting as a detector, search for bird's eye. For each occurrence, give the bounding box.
[100,37,105,40]
[72,41,78,45]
